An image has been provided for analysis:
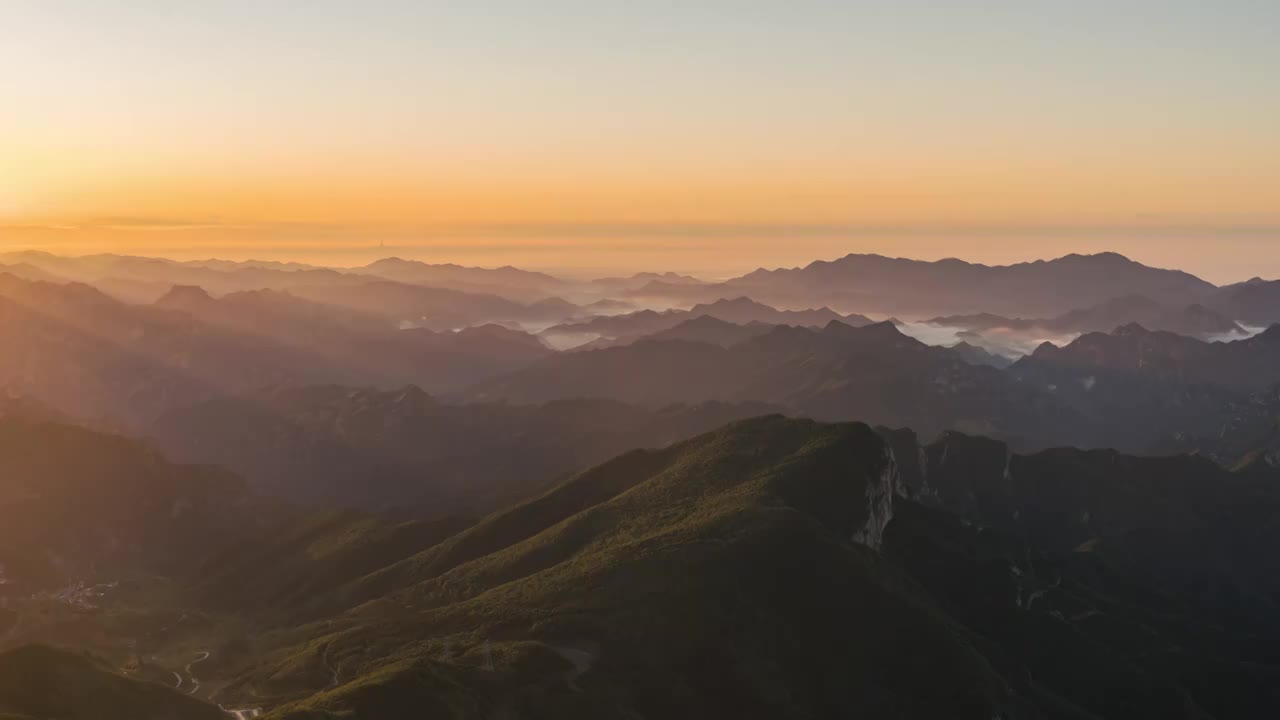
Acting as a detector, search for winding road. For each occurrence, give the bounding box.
[165,651,263,717]
[186,651,210,695]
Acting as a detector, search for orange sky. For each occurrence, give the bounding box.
[2,2,1278,282]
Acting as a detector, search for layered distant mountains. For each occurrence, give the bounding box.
[474,318,1280,465]
[929,294,1244,339]
[5,249,1280,718]
[540,296,872,349]
[0,274,551,428]
[150,385,779,512]
[630,252,1215,316]
[2,249,1279,466]
[9,250,1280,329]
[472,320,1090,444]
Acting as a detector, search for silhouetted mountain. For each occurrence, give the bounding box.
[1,252,591,328]
[0,251,370,304]
[0,262,65,284]
[1209,278,1280,327]
[687,296,870,326]
[477,321,1088,447]
[0,275,551,428]
[983,324,1280,463]
[288,279,580,330]
[590,271,706,293]
[931,294,1243,338]
[541,297,871,348]
[947,341,1014,369]
[154,284,391,335]
[154,285,551,391]
[581,298,636,314]
[636,252,1215,317]
[642,315,778,348]
[622,278,711,300]
[481,319,1280,459]
[1015,322,1280,393]
[0,645,225,720]
[0,274,329,427]
[544,308,678,339]
[150,385,782,512]
[563,315,775,353]
[355,257,567,302]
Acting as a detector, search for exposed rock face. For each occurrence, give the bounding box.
[850,443,899,551]
[877,425,1280,619]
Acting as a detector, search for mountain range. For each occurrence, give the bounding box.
[149,384,780,512]
[13,251,1280,331]
[630,252,1218,316]
[929,295,1244,339]
[10,416,1271,718]
[0,274,553,428]
[540,296,872,349]
[6,249,1280,718]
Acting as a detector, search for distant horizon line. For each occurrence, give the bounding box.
[2,247,1269,287]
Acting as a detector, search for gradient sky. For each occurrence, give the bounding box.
[2,1,1278,281]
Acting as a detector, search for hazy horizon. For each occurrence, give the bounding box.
[4,1,1278,283]
[1,240,1270,286]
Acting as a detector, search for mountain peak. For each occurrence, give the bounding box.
[1057,251,1133,265]
[850,319,906,337]
[691,296,768,313]
[1113,322,1151,336]
[1256,324,1280,342]
[1030,340,1061,357]
[155,284,214,309]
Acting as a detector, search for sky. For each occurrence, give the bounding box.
[1,1,1278,282]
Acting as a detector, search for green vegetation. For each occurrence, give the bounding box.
[6,413,1280,717]
[0,645,224,720]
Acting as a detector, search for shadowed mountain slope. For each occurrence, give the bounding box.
[0,417,248,593]
[930,294,1243,339]
[473,321,1087,447]
[150,384,783,512]
[0,645,225,720]
[171,416,1280,719]
[1209,278,1280,327]
[1014,322,1280,393]
[223,417,1026,719]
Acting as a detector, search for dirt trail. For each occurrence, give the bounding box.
[185,651,210,695]
[552,646,595,692]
